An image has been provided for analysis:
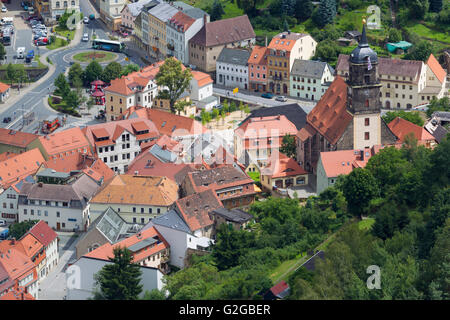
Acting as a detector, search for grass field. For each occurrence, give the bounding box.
[73,51,117,63]
[47,38,68,50]
[54,26,75,40]
[405,23,450,44]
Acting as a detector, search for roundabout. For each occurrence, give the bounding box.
[72,50,119,64]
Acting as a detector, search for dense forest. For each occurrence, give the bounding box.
[157,134,450,300]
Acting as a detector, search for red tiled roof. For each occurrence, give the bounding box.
[260,152,308,178]
[427,53,446,84]
[0,287,35,300]
[270,280,289,296]
[189,15,255,47]
[0,240,35,282]
[146,109,207,137]
[40,127,92,158]
[307,76,352,145]
[0,129,38,148]
[84,226,168,264]
[191,70,213,87]
[0,148,45,189]
[168,11,196,32]
[27,221,58,248]
[16,234,43,261]
[296,124,316,141]
[0,82,10,93]
[248,45,268,65]
[236,115,298,139]
[0,152,18,162]
[388,117,435,143]
[268,32,308,52]
[175,189,223,232]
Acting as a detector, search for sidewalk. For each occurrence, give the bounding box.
[0,22,83,113]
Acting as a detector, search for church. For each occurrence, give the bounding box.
[296,24,398,173]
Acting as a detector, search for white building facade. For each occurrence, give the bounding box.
[216,48,251,90]
[290,60,335,101]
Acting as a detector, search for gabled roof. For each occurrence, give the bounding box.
[0,148,45,189]
[0,81,10,93]
[189,15,255,47]
[269,281,290,299]
[147,2,179,23]
[242,104,307,131]
[426,53,446,84]
[236,115,298,139]
[84,226,168,264]
[268,32,309,52]
[191,70,213,87]
[217,48,251,66]
[388,117,435,143]
[145,109,207,137]
[92,207,130,244]
[89,175,179,207]
[0,240,35,281]
[320,147,379,178]
[306,76,352,145]
[168,10,196,32]
[0,129,38,148]
[260,152,308,178]
[150,209,191,234]
[336,54,423,81]
[27,221,57,247]
[0,286,35,300]
[175,189,223,232]
[210,207,253,224]
[248,45,268,65]
[16,233,43,260]
[39,127,91,158]
[291,60,329,79]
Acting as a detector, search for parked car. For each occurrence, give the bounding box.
[34,38,48,46]
[1,6,7,13]
[275,95,287,102]
[0,219,6,227]
[261,92,274,99]
[82,32,89,42]
[83,16,89,24]
[2,117,11,123]
[89,14,95,20]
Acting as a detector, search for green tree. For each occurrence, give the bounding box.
[382,110,424,126]
[83,60,103,86]
[173,100,191,115]
[0,43,6,61]
[155,57,192,113]
[142,289,166,300]
[404,40,433,62]
[15,65,28,88]
[280,134,296,159]
[93,247,143,300]
[68,63,84,86]
[341,168,380,218]
[313,0,337,28]
[54,73,71,98]
[65,90,81,109]
[8,220,39,240]
[235,0,264,16]
[101,61,123,84]
[313,39,341,65]
[120,64,140,77]
[210,0,225,21]
[426,96,450,118]
[429,0,442,12]
[388,28,402,43]
[409,0,430,19]
[6,63,16,86]
[294,0,313,22]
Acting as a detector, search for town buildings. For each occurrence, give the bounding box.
[267,31,317,96]
[0,129,38,154]
[49,0,80,21]
[189,71,217,111]
[188,15,256,73]
[235,115,298,167]
[0,82,10,103]
[104,61,164,121]
[290,60,334,101]
[88,175,179,224]
[248,46,269,93]
[99,0,127,31]
[216,48,251,90]
[166,7,209,65]
[388,117,437,147]
[18,174,101,231]
[121,0,151,32]
[296,26,397,173]
[82,118,159,173]
[181,165,257,209]
[336,53,447,109]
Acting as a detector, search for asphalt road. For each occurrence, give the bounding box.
[0,0,140,134]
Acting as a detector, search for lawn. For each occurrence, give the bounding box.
[269,252,307,283]
[47,38,68,50]
[247,171,260,182]
[54,26,75,40]
[405,23,450,44]
[73,51,117,63]
[358,218,375,231]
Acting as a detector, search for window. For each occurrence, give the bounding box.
[365,100,369,108]
[31,210,34,215]
[56,212,60,218]
[24,209,27,215]
[133,207,136,213]
[365,118,370,126]
[365,132,370,140]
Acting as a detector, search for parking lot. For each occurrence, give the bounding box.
[1,1,47,64]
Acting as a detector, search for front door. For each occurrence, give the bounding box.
[56,222,60,231]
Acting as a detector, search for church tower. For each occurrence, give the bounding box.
[347,23,383,150]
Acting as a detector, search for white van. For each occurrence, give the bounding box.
[17,47,26,59]
[1,17,13,26]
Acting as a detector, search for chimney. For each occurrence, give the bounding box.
[203,14,208,26]
[162,144,167,150]
[134,170,139,175]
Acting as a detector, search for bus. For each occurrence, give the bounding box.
[92,38,125,52]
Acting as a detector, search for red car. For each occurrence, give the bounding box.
[34,37,49,46]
